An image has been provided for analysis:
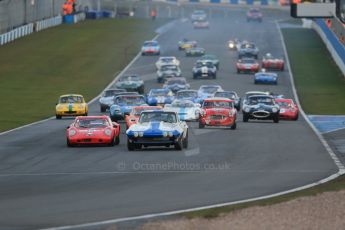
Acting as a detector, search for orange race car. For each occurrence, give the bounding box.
[125,106,162,129]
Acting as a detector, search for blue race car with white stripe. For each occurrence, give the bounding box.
[126,110,189,151]
[164,100,201,121]
[146,89,175,106]
[254,72,278,85]
[110,95,147,121]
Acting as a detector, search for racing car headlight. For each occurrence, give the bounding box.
[133,132,139,137]
[229,111,233,116]
[104,128,112,136]
[168,131,174,137]
[272,107,278,113]
[69,129,77,137]
[139,131,144,137]
[244,107,250,113]
[163,131,168,137]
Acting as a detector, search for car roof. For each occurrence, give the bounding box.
[248,95,273,99]
[60,94,83,98]
[245,91,269,95]
[76,115,109,120]
[204,97,234,102]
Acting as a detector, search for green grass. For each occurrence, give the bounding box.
[182,174,345,219]
[282,28,345,115]
[0,18,167,132]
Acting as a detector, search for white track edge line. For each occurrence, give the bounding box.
[276,20,345,171]
[36,19,345,230]
[38,172,343,230]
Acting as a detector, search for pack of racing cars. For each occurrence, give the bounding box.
[57,15,301,150]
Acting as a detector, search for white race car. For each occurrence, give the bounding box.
[164,99,201,121]
[155,56,180,70]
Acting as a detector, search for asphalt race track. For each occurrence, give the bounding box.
[0,8,339,230]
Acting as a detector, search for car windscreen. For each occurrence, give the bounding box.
[171,101,194,108]
[203,101,233,108]
[214,92,236,99]
[241,59,256,64]
[144,42,157,47]
[160,58,174,62]
[60,96,83,103]
[104,90,124,97]
[139,112,177,123]
[196,62,213,68]
[119,75,140,81]
[161,65,178,71]
[115,96,145,105]
[150,90,169,96]
[241,43,255,49]
[200,86,220,94]
[177,91,198,98]
[166,79,185,85]
[76,118,109,128]
[249,97,274,105]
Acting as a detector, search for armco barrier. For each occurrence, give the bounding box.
[35,16,62,32]
[0,23,33,46]
[313,18,345,76]
[0,16,62,46]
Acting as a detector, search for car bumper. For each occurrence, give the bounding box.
[128,136,178,146]
[200,116,235,126]
[56,110,86,116]
[68,136,113,145]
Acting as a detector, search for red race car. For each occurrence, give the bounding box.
[236,58,260,74]
[125,106,162,129]
[199,98,237,129]
[262,53,285,71]
[275,98,299,120]
[66,116,120,147]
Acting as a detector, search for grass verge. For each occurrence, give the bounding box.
[182,174,345,219]
[0,18,167,132]
[282,28,345,115]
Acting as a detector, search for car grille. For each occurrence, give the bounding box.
[64,111,77,114]
[210,115,225,120]
[252,111,270,118]
[136,137,172,143]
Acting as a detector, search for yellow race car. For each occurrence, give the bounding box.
[55,94,88,119]
[178,39,197,50]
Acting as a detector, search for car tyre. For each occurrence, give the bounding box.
[67,138,74,147]
[100,106,106,113]
[127,139,135,151]
[231,122,237,130]
[115,135,120,145]
[273,115,279,123]
[199,121,205,129]
[174,137,183,150]
[183,131,188,149]
[243,113,249,122]
[56,115,62,119]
